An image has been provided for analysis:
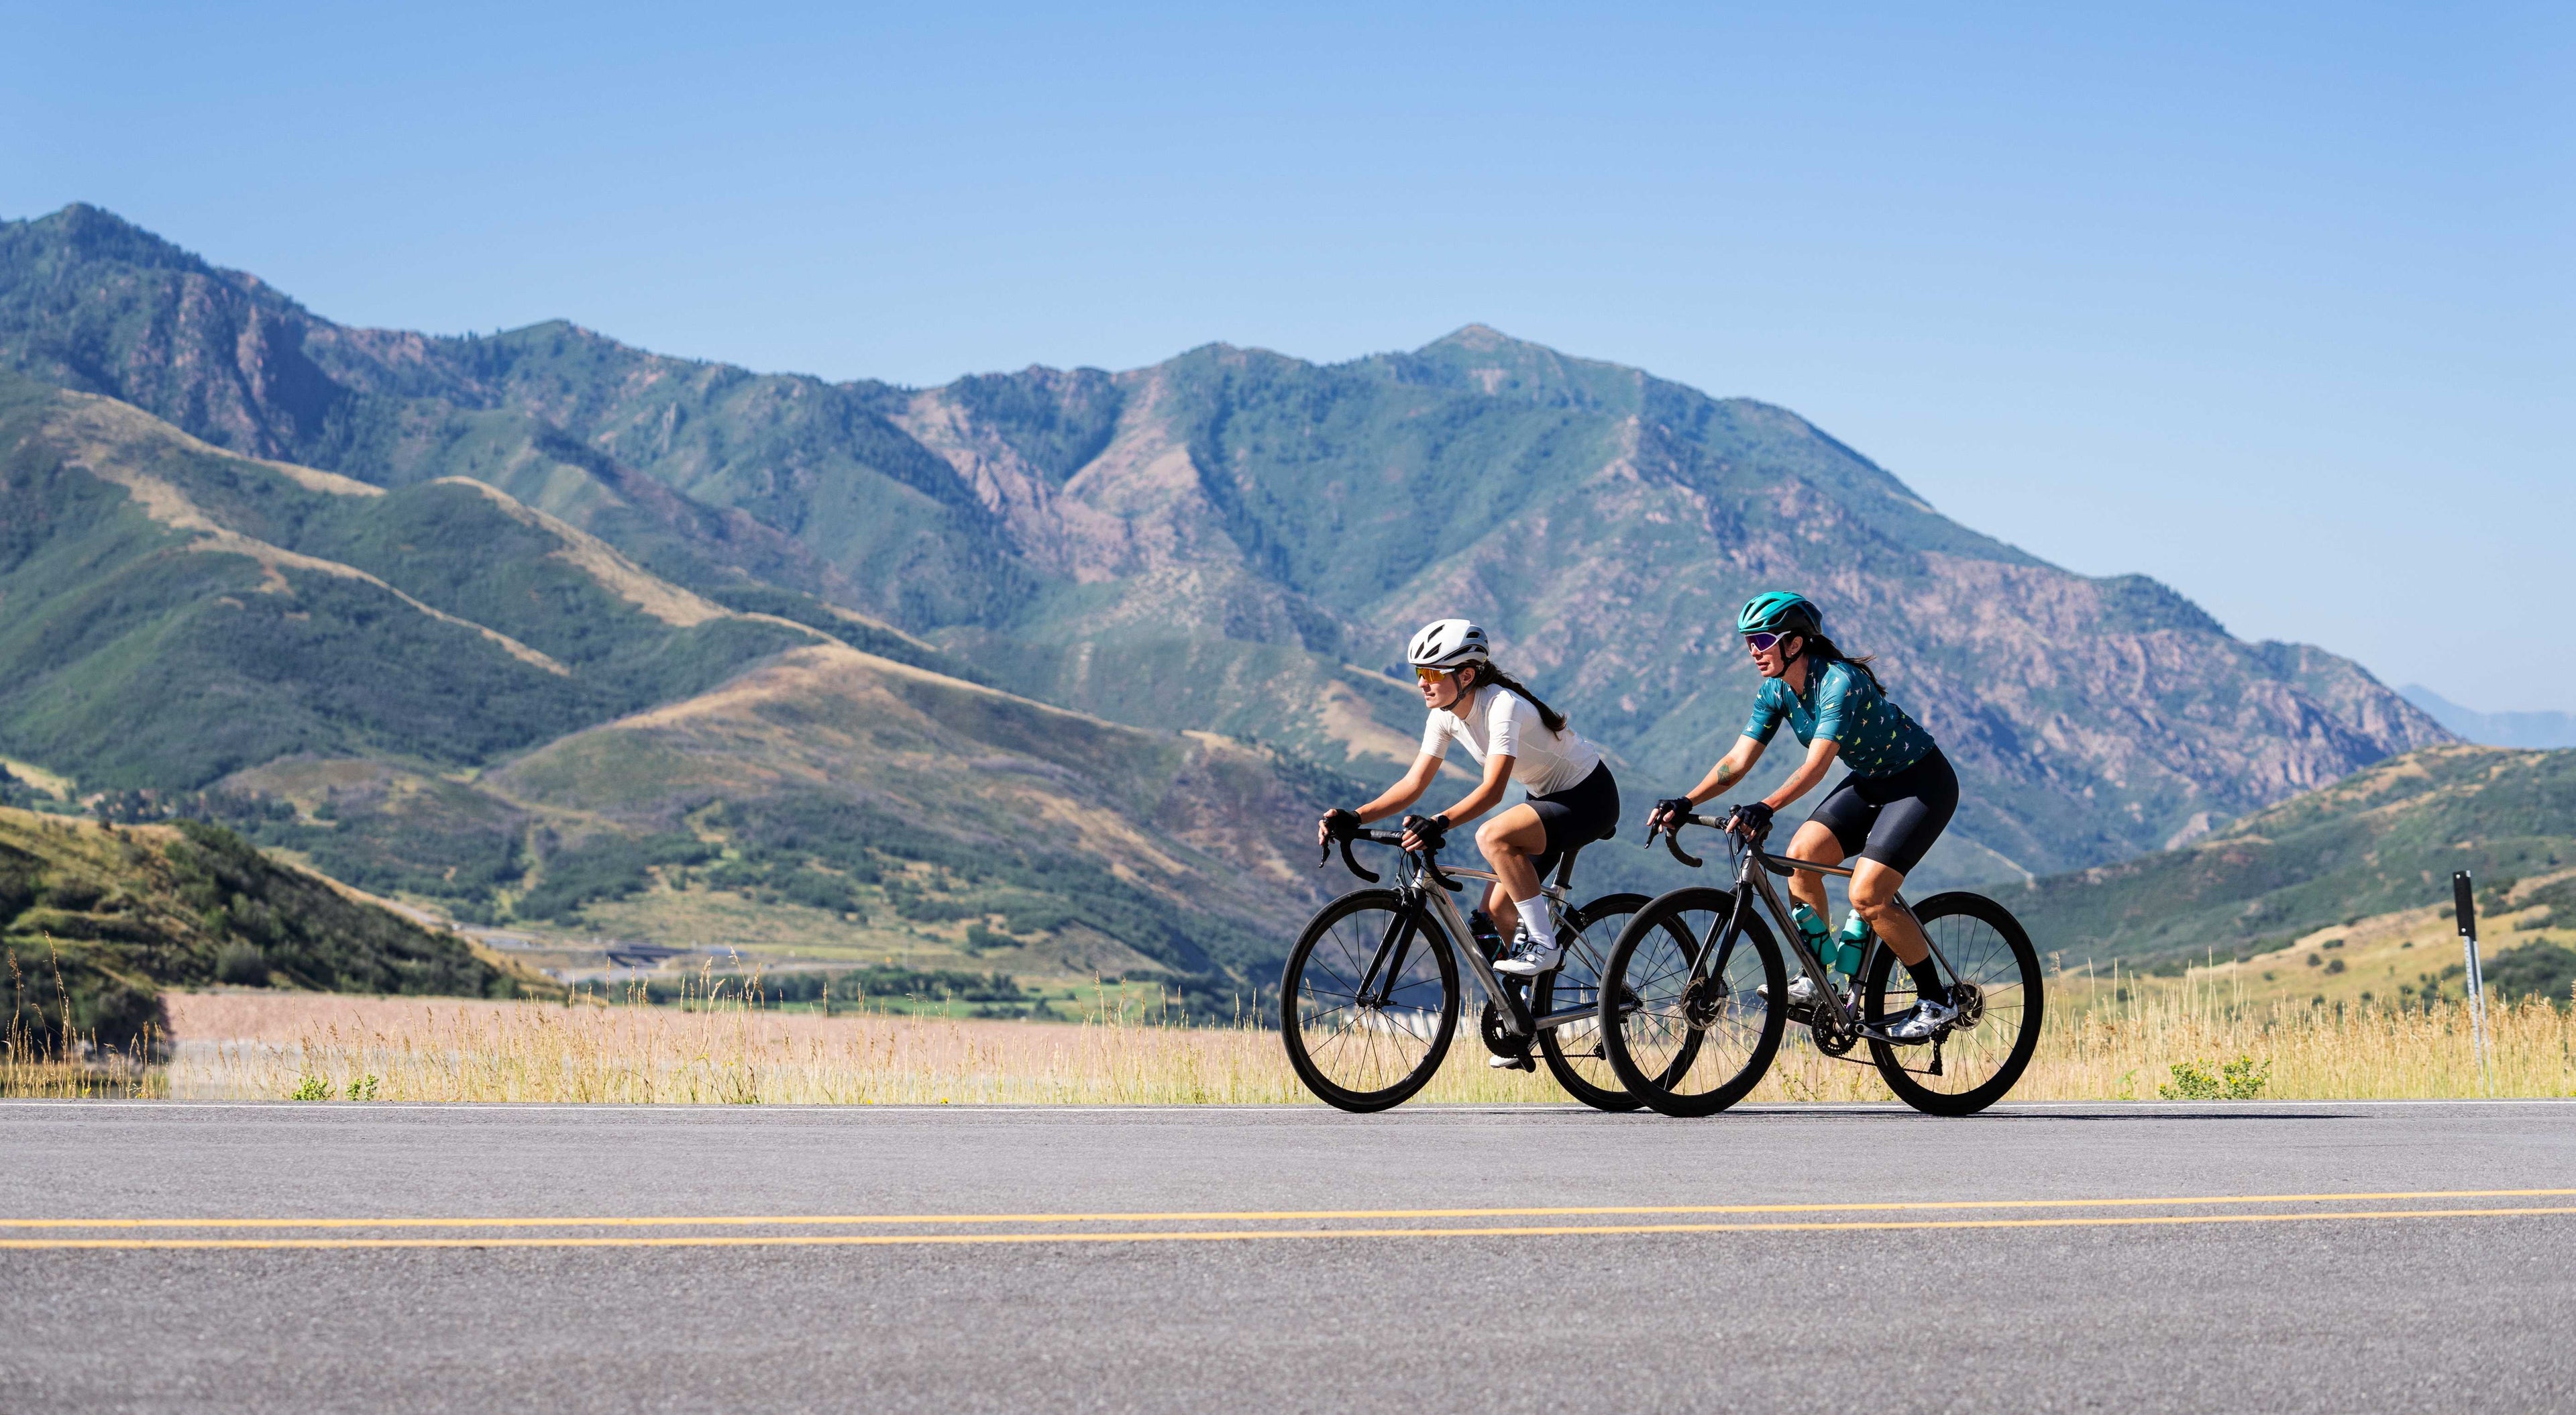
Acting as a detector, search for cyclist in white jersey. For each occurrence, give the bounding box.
[1318,619,1621,988]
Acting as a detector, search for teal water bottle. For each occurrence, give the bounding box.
[1835,912,1874,976]
[1790,902,1834,974]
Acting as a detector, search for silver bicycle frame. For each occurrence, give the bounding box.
[1719,843,1959,1038]
[1387,855,1594,1039]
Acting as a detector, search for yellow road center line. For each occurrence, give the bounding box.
[7,1206,2575,1251]
[6,1188,2573,1231]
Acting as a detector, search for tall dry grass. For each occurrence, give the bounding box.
[131,976,2576,1106]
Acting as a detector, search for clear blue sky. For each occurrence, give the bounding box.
[9,3,2570,708]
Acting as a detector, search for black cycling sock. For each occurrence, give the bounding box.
[1904,957,1949,1006]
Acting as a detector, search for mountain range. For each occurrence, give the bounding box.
[2401,687,2576,751]
[0,203,2455,996]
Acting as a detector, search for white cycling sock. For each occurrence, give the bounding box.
[1513,898,1556,950]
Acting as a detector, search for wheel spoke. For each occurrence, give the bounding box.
[1605,898,1780,1110]
[1285,897,1458,1107]
[1867,896,2043,1111]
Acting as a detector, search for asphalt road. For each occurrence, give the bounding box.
[3,1100,2572,1414]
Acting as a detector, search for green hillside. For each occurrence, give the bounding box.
[0,205,2454,886]
[2010,744,2576,968]
[1,808,533,1051]
[206,645,1360,1014]
[0,372,815,787]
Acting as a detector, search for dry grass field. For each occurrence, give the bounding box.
[9,972,2569,1106]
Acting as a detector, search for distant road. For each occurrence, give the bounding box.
[4,1101,2572,1413]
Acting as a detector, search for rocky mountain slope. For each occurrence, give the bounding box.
[0,203,2448,895]
[1,372,1348,998]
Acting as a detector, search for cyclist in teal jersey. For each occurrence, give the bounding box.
[1644,591,1963,1040]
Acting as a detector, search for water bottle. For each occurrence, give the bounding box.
[1835,911,1874,977]
[1790,902,1834,974]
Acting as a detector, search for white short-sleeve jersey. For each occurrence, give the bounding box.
[1420,687,1603,798]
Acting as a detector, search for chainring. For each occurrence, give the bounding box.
[1479,1000,1529,1060]
[1809,1001,1859,1056]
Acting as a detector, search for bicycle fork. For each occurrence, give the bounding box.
[1354,876,1556,1039]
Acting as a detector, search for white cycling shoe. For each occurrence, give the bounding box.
[1492,938,1564,978]
[1756,975,1820,1006]
[1887,996,1959,1041]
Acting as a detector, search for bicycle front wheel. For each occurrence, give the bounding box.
[1599,888,1786,1118]
[1863,892,2045,1116]
[1534,892,1649,1113]
[1280,890,1460,1112]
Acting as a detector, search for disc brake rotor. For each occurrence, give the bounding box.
[1682,975,1727,1030]
[1949,982,1985,1030]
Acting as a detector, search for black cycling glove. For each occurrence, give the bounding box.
[1400,813,1450,853]
[1650,796,1695,833]
[1727,800,1776,839]
[1320,808,1361,841]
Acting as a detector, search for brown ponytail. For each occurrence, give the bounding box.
[1462,664,1568,735]
[1798,633,1884,694]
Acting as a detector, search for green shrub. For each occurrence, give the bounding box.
[2485,943,2576,1007]
[2,940,168,1053]
[2159,1055,2269,1100]
[213,941,268,986]
[516,832,710,921]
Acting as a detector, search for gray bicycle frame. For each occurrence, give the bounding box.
[1373,852,1598,1040]
[1703,835,1960,1043]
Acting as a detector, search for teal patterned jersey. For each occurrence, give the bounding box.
[1743,659,1937,778]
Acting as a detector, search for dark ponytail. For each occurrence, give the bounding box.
[1797,633,1884,694]
[1462,664,1568,735]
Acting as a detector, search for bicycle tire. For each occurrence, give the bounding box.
[1534,892,1649,1112]
[1279,889,1460,1112]
[1598,886,1787,1118]
[1862,892,2045,1116]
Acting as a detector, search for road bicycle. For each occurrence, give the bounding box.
[1596,809,2044,1117]
[1280,821,1646,1113]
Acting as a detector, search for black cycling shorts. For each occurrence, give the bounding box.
[1526,762,1621,880]
[1806,748,1957,877]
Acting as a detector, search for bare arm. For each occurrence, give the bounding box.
[1401,750,1515,851]
[1317,751,1445,847]
[1681,734,1768,808]
[1436,751,1515,829]
[1763,736,1842,812]
[1357,752,1445,823]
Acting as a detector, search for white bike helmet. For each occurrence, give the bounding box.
[1407,619,1491,672]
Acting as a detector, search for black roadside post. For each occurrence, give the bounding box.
[2452,870,2493,1096]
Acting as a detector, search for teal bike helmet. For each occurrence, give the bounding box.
[1737,590,1823,639]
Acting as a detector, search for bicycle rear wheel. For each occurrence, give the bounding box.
[1533,892,1648,1112]
[1862,892,2045,1116]
[1599,888,1786,1118]
[1280,890,1460,1112]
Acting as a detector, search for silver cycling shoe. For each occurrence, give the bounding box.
[1886,996,1960,1041]
[1756,975,1821,1006]
[1492,936,1564,978]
